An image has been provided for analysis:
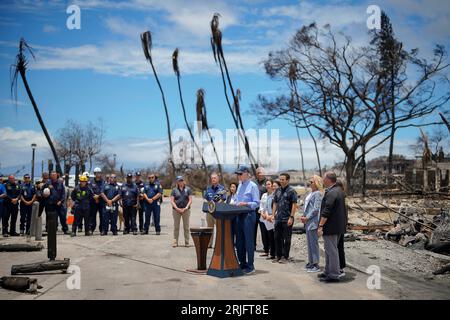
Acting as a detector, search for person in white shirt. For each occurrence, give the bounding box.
[260,180,279,260]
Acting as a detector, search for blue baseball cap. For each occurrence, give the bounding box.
[235,165,250,174]
[176,175,184,181]
[135,171,141,176]
[126,173,133,178]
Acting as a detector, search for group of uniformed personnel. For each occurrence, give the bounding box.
[0,168,163,238]
[70,169,163,237]
[0,171,68,237]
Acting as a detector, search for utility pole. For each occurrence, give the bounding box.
[31,143,37,182]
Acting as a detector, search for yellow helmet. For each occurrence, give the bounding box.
[79,175,88,182]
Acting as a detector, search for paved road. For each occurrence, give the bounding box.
[0,197,387,300]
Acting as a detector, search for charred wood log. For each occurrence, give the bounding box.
[433,263,450,275]
[0,243,44,252]
[425,242,450,254]
[11,258,70,275]
[0,276,42,293]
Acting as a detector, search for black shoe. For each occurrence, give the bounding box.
[133,231,138,235]
[10,232,20,237]
[101,232,107,236]
[3,233,9,238]
[156,231,160,235]
[20,230,25,236]
[112,232,118,236]
[85,231,92,236]
[123,231,129,235]
[319,277,340,283]
[78,228,82,232]
[272,258,281,263]
[143,231,149,235]
[317,272,328,279]
[71,232,76,237]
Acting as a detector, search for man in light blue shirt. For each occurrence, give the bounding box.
[235,165,260,274]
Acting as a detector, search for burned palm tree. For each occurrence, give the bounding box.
[289,92,306,180]
[11,38,62,175]
[141,31,175,178]
[172,49,207,170]
[440,113,450,133]
[196,89,223,179]
[210,13,257,175]
[289,60,322,176]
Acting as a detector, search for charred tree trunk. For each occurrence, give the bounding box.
[176,75,207,170]
[0,276,41,293]
[149,61,175,181]
[11,258,70,275]
[0,243,44,252]
[362,144,367,197]
[19,68,62,176]
[345,152,356,195]
[293,118,306,180]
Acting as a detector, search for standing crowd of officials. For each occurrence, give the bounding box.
[1,165,348,282]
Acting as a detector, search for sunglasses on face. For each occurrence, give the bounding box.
[237,173,243,176]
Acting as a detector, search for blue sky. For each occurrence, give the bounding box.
[0,0,449,175]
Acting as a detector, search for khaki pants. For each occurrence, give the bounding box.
[206,213,216,247]
[172,209,190,244]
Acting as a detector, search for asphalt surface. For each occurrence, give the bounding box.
[0,197,400,300]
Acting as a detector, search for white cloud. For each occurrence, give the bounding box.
[0,126,420,175]
[20,40,266,77]
[0,127,51,169]
[103,17,144,38]
[43,24,59,33]
[76,0,240,38]
[0,99,28,107]
[261,1,367,28]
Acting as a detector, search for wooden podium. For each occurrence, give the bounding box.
[188,227,213,274]
[202,202,253,278]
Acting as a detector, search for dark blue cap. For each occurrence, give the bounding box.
[24,174,30,178]
[127,173,133,178]
[235,165,250,174]
[135,171,141,176]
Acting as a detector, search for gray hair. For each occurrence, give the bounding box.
[324,171,337,183]
[256,166,265,174]
[210,172,219,179]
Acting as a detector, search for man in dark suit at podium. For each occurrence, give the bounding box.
[234,165,260,274]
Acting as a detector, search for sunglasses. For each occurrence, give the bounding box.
[237,173,243,176]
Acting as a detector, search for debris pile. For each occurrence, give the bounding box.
[348,197,450,255]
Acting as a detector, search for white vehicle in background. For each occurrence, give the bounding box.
[66,174,94,188]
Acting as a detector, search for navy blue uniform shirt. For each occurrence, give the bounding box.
[103,182,120,201]
[203,184,226,202]
[44,180,65,205]
[21,182,36,201]
[121,182,139,207]
[144,182,163,201]
[6,181,21,201]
